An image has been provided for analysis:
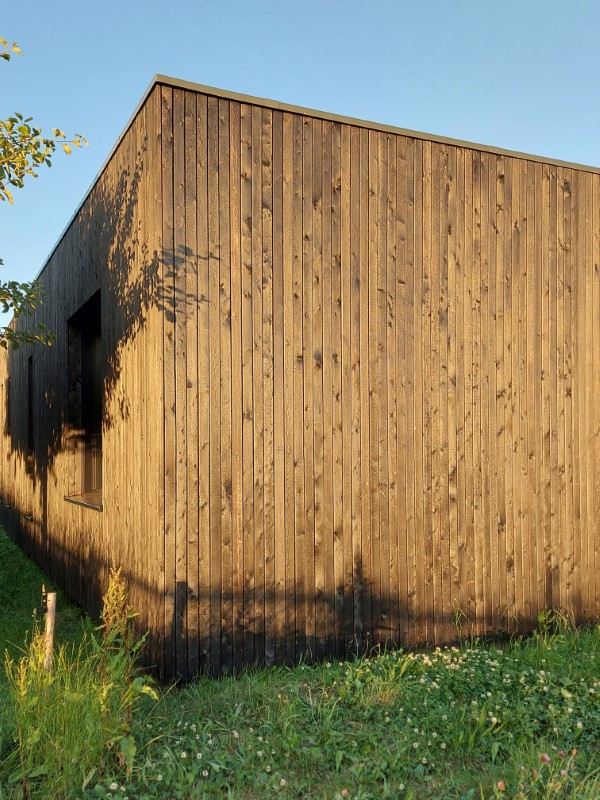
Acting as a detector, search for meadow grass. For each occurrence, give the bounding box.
[0,525,598,799]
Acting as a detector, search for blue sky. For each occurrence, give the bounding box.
[2,0,600,294]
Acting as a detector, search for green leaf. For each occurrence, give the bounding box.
[82,767,97,790]
[491,741,500,762]
[119,735,137,774]
[27,764,49,779]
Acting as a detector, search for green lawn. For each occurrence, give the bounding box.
[1,526,598,799]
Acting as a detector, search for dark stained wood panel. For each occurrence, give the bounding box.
[1,80,599,680]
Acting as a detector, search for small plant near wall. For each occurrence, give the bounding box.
[3,566,157,799]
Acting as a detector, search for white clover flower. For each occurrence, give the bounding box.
[440,743,447,749]
[266,765,272,773]
[181,751,188,759]
[577,721,583,729]
[110,783,118,791]
[196,752,203,760]
[413,742,419,749]
[257,750,264,757]
[202,769,209,777]
[280,778,287,787]
[421,757,427,764]
[157,775,163,782]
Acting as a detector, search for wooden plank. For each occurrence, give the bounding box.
[583,172,594,619]
[376,131,390,644]
[261,108,276,665]
[417,142,437,643]
[506,161,525,632]
[483,152,497,633]
[575,170,588,617]
[229,101,244,672]
[358,126,371,649]
[367,129,380,646]
[592,175,600,619]
[493,154,506,632]
[218,99,233,673]
[184,90,199,676]
[396,135,409,643]
[341,125,353,648]
[271,109,286,664]
[161,85,177,679]
[548,166,559,613]
[533,163,545,618]
[292,113,306,662]
[471,151,484,630]
[454,146,468,635]
[311,117,325,659]
[430,143,443,642]
[251,105,265,665]
[517,158,529,630]
[196,94,211,670]
[173,88,188,680]
[282,112,295,664]
[302,116,316,658]
[349,124,364,650]
[541,164,552,612]
[405,137,418,644]
[240,104,256,666]
[322,120,335,656]
[207,96,222,674]
[503,157,515,630]
[524,159,538,627]
[331,121,344,655]
[555,167,566,614]
[146,88,167,674]
[385,132,399,642]
[569,170,581,617]
[446,144,459,640]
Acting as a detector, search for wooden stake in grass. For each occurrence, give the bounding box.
[43,592,56,671]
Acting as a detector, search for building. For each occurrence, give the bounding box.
[1,76,599,680]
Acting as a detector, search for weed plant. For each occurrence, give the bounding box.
[0,528,598,798]
[2,565,156,799]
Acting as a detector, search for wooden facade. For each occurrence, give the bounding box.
[1,76,599,680]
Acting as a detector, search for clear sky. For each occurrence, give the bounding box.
[1,0,599,296]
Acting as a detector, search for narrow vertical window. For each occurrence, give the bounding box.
[67,291,103,507]
[5,376,10,435]
[26,356,34,473]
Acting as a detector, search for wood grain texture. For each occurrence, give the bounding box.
[1,82,599,679]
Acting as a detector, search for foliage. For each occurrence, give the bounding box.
[2,565,156,799]
[0,530,598,798]
[0,37,87,349]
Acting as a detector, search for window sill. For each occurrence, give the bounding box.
[64,494,103,512]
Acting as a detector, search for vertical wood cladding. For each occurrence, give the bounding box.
[159,84,600,675]
[1,80,599,680]
[0,88,166,675]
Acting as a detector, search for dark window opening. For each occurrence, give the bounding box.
[5,376,11,436]
[26,357,34,474]
[67,291,103,507]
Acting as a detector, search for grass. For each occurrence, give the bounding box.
[0,525,598,799]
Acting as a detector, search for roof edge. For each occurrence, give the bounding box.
[34,73,600,284]
[156,73,600,175]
